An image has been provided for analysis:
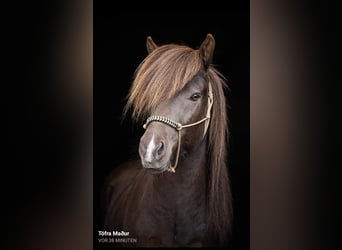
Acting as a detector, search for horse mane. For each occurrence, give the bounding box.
[124,44,202,120]
[124,43,232,245]
[207,67,232,244]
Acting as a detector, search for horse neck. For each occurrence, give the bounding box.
[179,137,207,180]
[156,136,207,201]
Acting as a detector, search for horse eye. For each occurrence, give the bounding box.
[190,92,202,101]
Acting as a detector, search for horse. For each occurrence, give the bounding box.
[102,34,232,247]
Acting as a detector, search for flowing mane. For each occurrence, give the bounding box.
[125,44,202,120]
[124,43,232,244]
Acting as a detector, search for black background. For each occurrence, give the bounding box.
[95,7,250,249]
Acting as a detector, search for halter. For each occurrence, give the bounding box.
[143,82,213,173]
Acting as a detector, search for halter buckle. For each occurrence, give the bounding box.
[176,124,182,130]
[167,166,176,173]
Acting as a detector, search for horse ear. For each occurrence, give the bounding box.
[146,36,158,54]
[199,33,215,66]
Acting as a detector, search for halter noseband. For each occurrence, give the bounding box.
[142,82,213,173]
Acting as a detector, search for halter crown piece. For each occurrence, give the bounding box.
[143,82,214,173]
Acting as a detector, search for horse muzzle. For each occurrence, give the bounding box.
[139,130,172,172]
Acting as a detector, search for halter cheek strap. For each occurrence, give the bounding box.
[143,82,214,173]
[204,81,213,136]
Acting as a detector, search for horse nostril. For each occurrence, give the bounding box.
[156,141,164,156]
